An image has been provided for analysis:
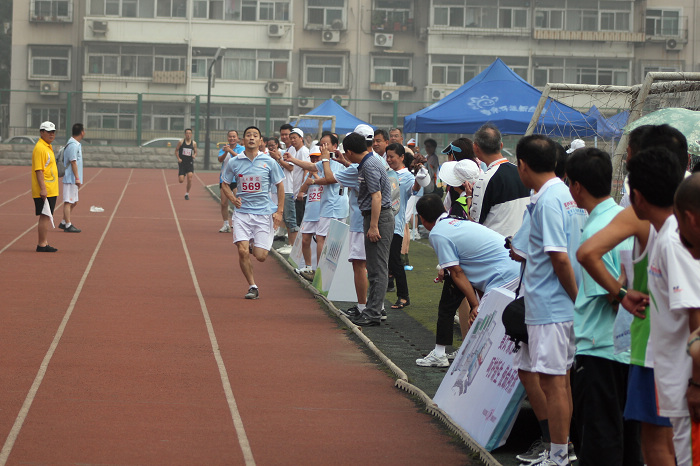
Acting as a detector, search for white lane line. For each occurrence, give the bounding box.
[0,169,104,256]
[0,169,134,466]
[0,190,31,209]
[161,169,256,466]
[0,173,28,185]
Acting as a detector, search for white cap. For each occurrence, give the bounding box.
[567,139,585,154]
[353,124,374,141]
[407,138,417,146]
[291,128,304,138]
[439,160,481,187]
[39,121,56,131]
[309,145,321,156]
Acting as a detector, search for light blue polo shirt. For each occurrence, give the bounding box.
[574,197,631,362]
[429,214,520,293]
[394,168,415,236]
[316,159,349,220]
[524,178,587,325]
[332,163,363,233]
[221,151,284,215]
[510,207,531,260]
[62,137,83,184]
[303,173,322,223]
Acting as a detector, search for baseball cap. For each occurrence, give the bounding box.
[309,145,321,157]
[439,160,481,187]
[353,124,374,141]
[291,128,304,138]
[407,138,417,146]
[39,121,56,132]
[566,139,585,154]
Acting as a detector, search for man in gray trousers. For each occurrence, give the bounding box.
[341,131,394,326]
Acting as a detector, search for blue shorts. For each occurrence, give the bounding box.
[624,365,672,427]
[283,193,298,232]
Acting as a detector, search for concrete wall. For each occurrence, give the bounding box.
[0,145,216,170]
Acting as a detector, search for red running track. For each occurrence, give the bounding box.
[0,165,473,465]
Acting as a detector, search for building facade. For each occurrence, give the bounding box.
[8,0,699,144]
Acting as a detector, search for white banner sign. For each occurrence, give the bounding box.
[312,220,356,302]
[433,287,525,451]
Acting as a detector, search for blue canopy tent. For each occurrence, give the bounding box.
[584,105,629,138]
[292,99,374,135]
[403,58,597,137]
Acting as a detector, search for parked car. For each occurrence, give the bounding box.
[3,135,39,144]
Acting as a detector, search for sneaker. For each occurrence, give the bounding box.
[350,315,381,327]
[276,244,293,255]
[300,268,315,281]
[568,442,577,462]
[36,244,58,252]
[516,438,549,464]
[219,224,231,233]
[416,350,450,367]
[446,350,458,361]
[340,305,362,319]
[185,193,189,200]
[380,309,387,321]
[244,287,259,299]
[64,224,81,233]
[58,223,66,230]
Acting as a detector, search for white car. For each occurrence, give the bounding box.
[140,137,182,148]
[3,135,39,144]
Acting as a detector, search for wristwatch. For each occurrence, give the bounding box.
[616,286,628,302]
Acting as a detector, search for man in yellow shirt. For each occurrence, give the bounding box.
[31,121,59,252]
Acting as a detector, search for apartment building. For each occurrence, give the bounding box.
[8,0,699,143]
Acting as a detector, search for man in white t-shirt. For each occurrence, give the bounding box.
[626,148,700,466]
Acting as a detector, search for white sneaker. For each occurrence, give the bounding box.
[416,350,450,367]
[219,224,231,233]
[276,244,293,254]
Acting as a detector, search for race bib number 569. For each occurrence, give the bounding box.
[239,175,262,192]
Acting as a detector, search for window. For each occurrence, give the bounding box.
[193,0,224,19]
[433,0,466,27]
[646,9,680,36]
[29,47,70,79]
[566,58,629,86]
[30,108,66,130]
[86,45,183,78]
[239,1,289,21]
[372,0,413,31]
[302,54,347,88]
[369,114,397,128]
[533,58,565,87]
[191,57,214,78]
[431,55,527,85]
[86,103,136,130]
[432,0,527,29]
[31,0,72,21]
[306,0,345,29]
[372,56,411,86]
[156,0,186,17]
[257,51,289,80]
[195,105,289,134]
[599,1,630,31]
[90,0,151,17]
[535,9,564,29]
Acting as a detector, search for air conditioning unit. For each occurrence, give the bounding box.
[666,38,683,51]
[265,81,285,95]
[331,94,350,107]
[92,20,108,34]
[374,33,394,48]
[321,30,340,43]
[298,97,314,109]
[39,81,59,96]
[430,88,446,101]
[268,24,285,37]
[381,90,399,102]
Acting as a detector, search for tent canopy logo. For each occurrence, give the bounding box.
[468,95,499,110]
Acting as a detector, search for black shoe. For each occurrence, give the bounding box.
[341,305,362,319]
[64,224,81,233]
[351,315,381,327]
[36,244,58,252]
[58,223,66,230]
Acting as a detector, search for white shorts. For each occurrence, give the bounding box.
[512,341,533,372]
[316,217,332,237]
[405,196,419,222]
[347,231,366,261]
[62,183,79,204]
[526,321,575,375]
[232,211,274,251]
[301,220,318,234]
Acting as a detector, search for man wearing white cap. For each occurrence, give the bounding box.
[566,139,586,154]
[32,121,59,252]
